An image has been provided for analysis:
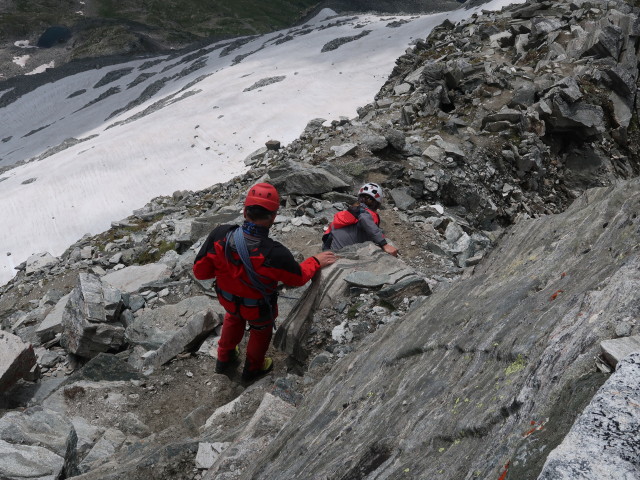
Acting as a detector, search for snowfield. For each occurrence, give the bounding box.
[0,0,521,285]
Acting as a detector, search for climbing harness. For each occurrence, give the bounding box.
[221,226,278,329]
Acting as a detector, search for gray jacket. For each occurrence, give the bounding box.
[328,208,387,251]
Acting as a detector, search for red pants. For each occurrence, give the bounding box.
[217,312,273,371]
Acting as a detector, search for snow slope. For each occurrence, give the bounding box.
[0,1,522,286]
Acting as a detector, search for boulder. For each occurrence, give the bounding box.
[244,147,268,166]
[0,406,78,477]
[78,428,126,474]
[540,96,606,136]
[393,82,412,95]
[362,134,388,152]
[0,440,65,480]
[275,244,423,362]
[60,273,126,359]
[269,166,349,195]
[26,252,59,275]
[389,187,417,211]
[125,295,213,350]
[190,210,243,243]
[141,307,224,371]
[384,128,406,151]
[0,330,36,392]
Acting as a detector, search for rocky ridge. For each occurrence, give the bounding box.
[1,0,639,479]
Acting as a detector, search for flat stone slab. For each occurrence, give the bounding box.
[601,335,640,368]
[102,264,171,293]
[538,352,640,479]
[344,271,391,288]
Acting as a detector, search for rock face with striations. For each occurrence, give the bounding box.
[244,178,640,479]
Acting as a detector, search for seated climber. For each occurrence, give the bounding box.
[193,182,336,381]
[322,182,399,257]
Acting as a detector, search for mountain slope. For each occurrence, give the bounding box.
[0,2,514,286]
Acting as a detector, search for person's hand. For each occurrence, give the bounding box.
[382,244,399,257]
[313,251,337,267]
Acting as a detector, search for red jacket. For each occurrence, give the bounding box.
[193,225,320,321]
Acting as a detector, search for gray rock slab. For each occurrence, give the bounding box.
[0,439,64,480]
[344,271,391,288]
[70,416,104,460]
[244,146,268,166]
[274,276,322,361]
[378,276,431,307]
[434,137,465,161]
[201,385,267,434]
[393,82,412,95]
[538,353,640,480]
[0,407,77,466]
[601,335,640,368]
[0,330,36,392]
[143,307,223,370]
[67,353,143,384]
[125,295,212,350]
[101,264,171,293]
[36,294,70,343]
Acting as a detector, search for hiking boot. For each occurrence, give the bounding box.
[241,357,273,382]
[215,346,240,374]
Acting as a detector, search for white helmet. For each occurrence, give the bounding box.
[358,182,384,202]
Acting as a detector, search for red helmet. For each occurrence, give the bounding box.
[245,183,280,211]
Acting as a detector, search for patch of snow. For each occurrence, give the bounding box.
[12,55,30,67]
[26,61,55,75]
[14,40,36,48]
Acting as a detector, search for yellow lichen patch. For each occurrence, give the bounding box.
[505,354,527,375]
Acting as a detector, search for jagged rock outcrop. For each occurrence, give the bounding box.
[275,243,430,362]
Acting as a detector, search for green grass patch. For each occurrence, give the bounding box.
[136,240,176,265]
